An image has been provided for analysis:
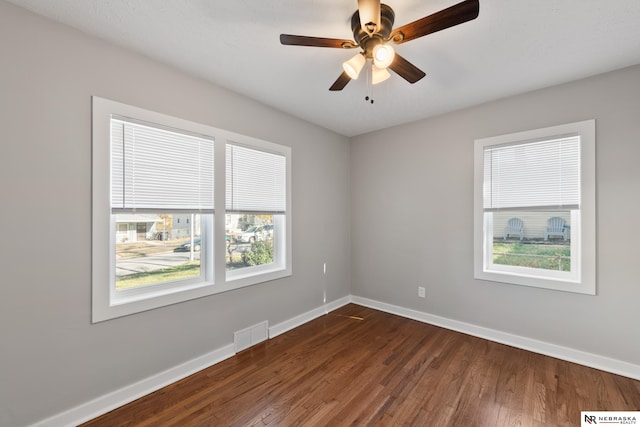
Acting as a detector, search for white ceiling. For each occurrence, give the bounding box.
[7,0,640,137]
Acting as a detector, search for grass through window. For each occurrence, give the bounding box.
[116,262,200,290]
[493,242,570,271]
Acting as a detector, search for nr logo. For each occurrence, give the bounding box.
[584,414,597,424]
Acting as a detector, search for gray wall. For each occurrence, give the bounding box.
[351,64,640,367]
[0,2,350,426]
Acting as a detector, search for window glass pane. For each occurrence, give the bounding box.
[490,211,571,272]
[225,213,275,270]
[115,213,204,290]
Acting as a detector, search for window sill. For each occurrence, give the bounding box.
[475,269,594,295]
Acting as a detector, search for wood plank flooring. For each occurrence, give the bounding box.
[82,304,640,426]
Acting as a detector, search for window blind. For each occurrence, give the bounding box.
[111,118,214,212]
[483,136,580,211]
[226,144,286,213]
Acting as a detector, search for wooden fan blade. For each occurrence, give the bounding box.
[280,34,357,49]
[389,53,426,84]
[329,72,352,91]
[390,0,479,44]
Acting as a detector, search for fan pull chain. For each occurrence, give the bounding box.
[364,60,374,104]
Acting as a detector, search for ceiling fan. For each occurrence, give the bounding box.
[280,0,479,91]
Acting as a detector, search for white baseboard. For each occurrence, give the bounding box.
[30,293,638,427]
[30,344,235,427]
[269,295,351,338]
[350,295,640,381]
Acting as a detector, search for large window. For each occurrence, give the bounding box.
[474,120,596,294]
[92,97,291,322]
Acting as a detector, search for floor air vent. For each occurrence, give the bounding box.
[234,321,268,353]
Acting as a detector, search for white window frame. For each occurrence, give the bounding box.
[473,120,596,294]
[92,97,292,322]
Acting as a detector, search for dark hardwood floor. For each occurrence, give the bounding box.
[82,304,640,426]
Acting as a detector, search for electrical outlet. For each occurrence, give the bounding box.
[418,286,426,298]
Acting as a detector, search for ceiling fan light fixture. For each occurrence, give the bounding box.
[371,64,390,84]
[372,43,395,69]
[343,53,366,79]
[280,0,480,91]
